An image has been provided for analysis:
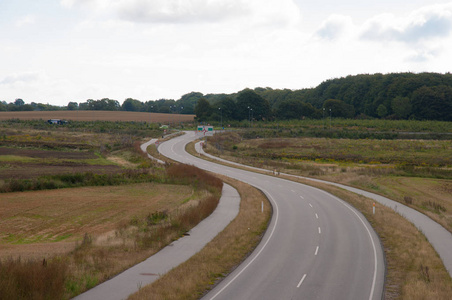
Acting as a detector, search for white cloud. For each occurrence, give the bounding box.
[61,0,301,27]
[361,3,452,43]
[316,14,353,40]
[0,71,45,85]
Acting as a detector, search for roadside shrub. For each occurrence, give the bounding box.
[166,164,222,192]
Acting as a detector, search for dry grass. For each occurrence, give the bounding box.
[0,183,193,258]
[206,133,452,233]
[293,178,452,299]
[0,164,223,299]
[0,111,194,123]
[128,176,271,300]
[195,137,452,299]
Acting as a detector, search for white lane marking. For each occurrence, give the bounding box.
[315,246,319,256]
[300,195,304,199]
[291,189,296,193]
[309,203,313,208]
[316,189,379,300]
[164,133,378,300]
[318,227,321,234]
[315,213,319,219]
[297,274,307,288]
[209,190,279,300]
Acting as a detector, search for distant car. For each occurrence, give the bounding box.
[47,119,67,125]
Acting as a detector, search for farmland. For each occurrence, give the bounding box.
[206,132,452,232]
[0,117,223,299]
[0,110,195,123]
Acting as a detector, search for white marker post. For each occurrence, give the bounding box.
[373,202,375,215]
[261,201,264,213]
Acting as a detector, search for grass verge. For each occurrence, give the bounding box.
[128,176,271,300]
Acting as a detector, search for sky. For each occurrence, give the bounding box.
[1,0,452,106]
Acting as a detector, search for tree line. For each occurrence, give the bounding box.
[2,72,451,121]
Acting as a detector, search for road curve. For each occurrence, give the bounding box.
[158,131,385,300]
[196,138,452,279]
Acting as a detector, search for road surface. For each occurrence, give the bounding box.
[158,131,385,300]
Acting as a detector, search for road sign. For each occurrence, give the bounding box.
[197,125,214,136]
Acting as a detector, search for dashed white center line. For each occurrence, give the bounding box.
[309,203,313,208]
[299,195,304,199]
[318,227,321,234]
[297,274,307,288]
[315,213,319,219]
[315,246,319,256]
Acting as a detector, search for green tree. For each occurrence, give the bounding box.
[236,89,271,121]
[411,86,452,121]
[391,96,412,119]
[322,99,355,118]
[14,98,25,106]
[194,98,212,122]
[276,99,303,120]
[376,104,388,118]
[216,97,238,120]
[67,102,78,110]
[122,98,143,111]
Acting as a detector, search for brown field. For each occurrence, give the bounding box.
[0,183,193,259]
[0,147,122,180]
[0,111,195,123]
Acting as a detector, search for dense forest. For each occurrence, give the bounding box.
[2,72,451,121]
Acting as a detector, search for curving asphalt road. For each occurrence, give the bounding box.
[195,136,452,279]
[158,131,385,300]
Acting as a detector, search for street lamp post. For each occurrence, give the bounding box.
[329,108,332,129]
[218,107,222,130]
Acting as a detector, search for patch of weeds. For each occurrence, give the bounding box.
[422,200,446,213]
[404,196,414,205]
[146,211,168,226]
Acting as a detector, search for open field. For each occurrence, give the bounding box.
[207,132,452,232]
[0,183,193,258]
[0,111,195,124]
[198,135,452,299]
[0,146,122,180]
[0,164,222,299]
[0,119,225,299]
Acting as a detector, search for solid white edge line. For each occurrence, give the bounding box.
[297,274,307,288]
[171,133,377,300]
[208,191,279,300]
[317,189,378,300]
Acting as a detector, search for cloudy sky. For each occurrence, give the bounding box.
[2,0,452,106]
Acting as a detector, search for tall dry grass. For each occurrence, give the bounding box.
[0,258,67,300]
[128,177,271,300]
[0,164,223,299]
